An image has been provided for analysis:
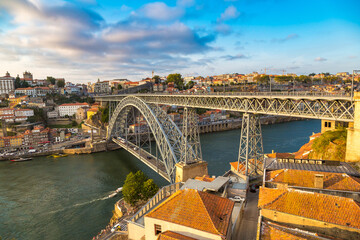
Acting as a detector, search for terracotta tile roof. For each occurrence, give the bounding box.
[258,187,360,229]
[157,231,197,240]
[294,140,314,159]
[194,175,215,182]
[146,189,234,237]
[266,169,360,192]
[260,220,324,240]
[267,152,295,159]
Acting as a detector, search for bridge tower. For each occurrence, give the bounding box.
[346,92,360,162]
[237,113,264,178]
[175,107,207,183]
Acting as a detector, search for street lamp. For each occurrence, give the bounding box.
[352,70,360,99]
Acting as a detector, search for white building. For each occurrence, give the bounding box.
[14,109,34,117]
[0,72,15,95]
[58,103,90,117]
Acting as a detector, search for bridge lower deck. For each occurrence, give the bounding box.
[112,138,170,182]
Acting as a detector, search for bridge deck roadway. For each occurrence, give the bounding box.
[112,138,170,182]
[97,92,354,122]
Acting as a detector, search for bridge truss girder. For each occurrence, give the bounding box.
[135,95,354,122]
[107,96,198,183]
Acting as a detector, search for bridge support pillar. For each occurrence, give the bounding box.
[346,92,360,162]
[175,161,208,183]
[237,113,264,177]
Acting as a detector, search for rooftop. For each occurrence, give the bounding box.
[258,187,360,229]
[146,189,234,237]
[259,220,328,240]
[181,176,229,192]
[264,158,360,177]
[157,231,197,240]
[266,169,360,192]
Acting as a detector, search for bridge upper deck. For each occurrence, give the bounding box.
[96,92,354,122]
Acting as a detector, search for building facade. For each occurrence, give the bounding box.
[58,103,89,117]
[0,72,15,95]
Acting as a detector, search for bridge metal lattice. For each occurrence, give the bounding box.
[237,113,264,177]
[99,93,354,122]
[181,107,203,164]
[107,96,196,182]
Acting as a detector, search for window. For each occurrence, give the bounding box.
[154,224,162,235]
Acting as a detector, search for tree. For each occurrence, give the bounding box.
[254,75,270,84]
[117,84,123,90]
[152,75,161,84]
[57,79,65,88]
[99,106,109,123]
[46,76,56,85]
[166,73,184,89]
[274,76,292,83]
[15,76,21,89]
[185,81,195,89]
[122,171,158,206]
[142,179,158,200]
[309,73,316,77]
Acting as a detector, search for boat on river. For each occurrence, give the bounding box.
[108,187,123,198]
[10,157,32,162]
[49,153,68,158]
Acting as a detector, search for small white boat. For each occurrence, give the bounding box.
[108,187,123,198]
[108,192,117,198]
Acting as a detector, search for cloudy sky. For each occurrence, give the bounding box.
[0,0,359,83]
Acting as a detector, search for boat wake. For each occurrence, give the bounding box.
[48,187,122,215]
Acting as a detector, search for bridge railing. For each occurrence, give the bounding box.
[129,182,183,225]
[98,91,352,99]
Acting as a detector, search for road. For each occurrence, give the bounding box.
[236,190,259,240]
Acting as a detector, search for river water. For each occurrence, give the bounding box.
[0,120,320,240]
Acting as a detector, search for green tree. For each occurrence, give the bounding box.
[117,84,123,90]
[122,171,158,206]
[309,73,316,77]
[142,179,159,200]
[185,81,195,89]
[99,106,109,123]
[15,76,21,89]
[152,75,161,84]
[46,76,56,85]
[57,79,65,88]
[274,76,292,83]
[167,73,184,89]
[254,75,270,84]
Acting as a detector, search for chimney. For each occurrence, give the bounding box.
[314,174,324,189]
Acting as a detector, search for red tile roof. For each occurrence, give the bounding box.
[266,169,360,192]
[194,175,215,182]
[146,189,234,237]
[258,187,360,229]
[260,220,324,240]
[157,231,197,240]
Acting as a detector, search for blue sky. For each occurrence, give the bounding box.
[0,0,359,83]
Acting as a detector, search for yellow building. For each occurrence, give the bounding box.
[0,138,4,148]
[87,108,98,120]
[9,136,23,147]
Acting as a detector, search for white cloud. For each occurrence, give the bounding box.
[219,5,240,22]
[139,2,184,21]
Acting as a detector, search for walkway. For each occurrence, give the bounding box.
[237,190,259,240]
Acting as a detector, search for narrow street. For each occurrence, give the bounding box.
[237,191,259,240]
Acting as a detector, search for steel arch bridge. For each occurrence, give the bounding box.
[107,96,198,182]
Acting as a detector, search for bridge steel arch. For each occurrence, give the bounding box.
[107,96,193,183]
